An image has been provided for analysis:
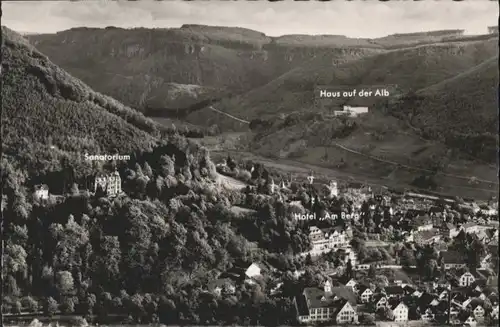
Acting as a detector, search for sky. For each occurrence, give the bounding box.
[2,0,498,38]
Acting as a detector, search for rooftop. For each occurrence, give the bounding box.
[303,286,357,309]
[384,285,405,295]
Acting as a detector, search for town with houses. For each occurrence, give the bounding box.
[31,158,499,327]
[214,158,499,326]
[3,0,499,325]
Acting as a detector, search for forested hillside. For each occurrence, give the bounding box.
[393,57,499,162]
[223,38,498,121]
[1,27,321,326]
[2,26,159,162]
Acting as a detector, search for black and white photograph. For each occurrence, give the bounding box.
[1,0,499,326]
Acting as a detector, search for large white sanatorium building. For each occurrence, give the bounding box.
[94,171,122,197]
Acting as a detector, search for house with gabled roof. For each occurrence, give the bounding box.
[459,270,487,287]
[412,214,434,231]
[357,285,373,303]
[345,278,357,291]
[438,289,449,301]
[384,285,405,299]
[459,271,477,287]
[294,281,358,323]
[388,301,409,322]
[480,253,494,269]
[219,260,265,284]
[371,293,387,309]
[458,312,477,326]
[470,302,485,318]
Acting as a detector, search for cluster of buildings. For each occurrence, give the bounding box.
[292,260,499,326]
[274,174,498,325]
[215,160,499,326]
[33,171,123,202]
[206,262,266,296]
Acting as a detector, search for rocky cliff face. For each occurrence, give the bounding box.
[27,26,382,112]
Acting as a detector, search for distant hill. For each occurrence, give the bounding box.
[23,25,499,168]
[26,26,388,113]
[221,38,498,122]
[1,26,162,175]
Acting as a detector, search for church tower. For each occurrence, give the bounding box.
[323,279,333,296]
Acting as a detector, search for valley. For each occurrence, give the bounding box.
[26,26,499,192]
[2,9,499,325]
[206,145,497,201]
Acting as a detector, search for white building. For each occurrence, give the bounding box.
[307,173,315,184]
[358,286,373,303]
[471,304,485,318]
[343,105,369,117]
[295,281,358,324]
[95,171,122,197]
[391,302,409,322]
[245,263,261,278]
[459,272,476,287]
[33,184,49,201]
[308,226,352,252]
[328,181,339,198]
[270,179,276,194]
[345,279,357,290]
